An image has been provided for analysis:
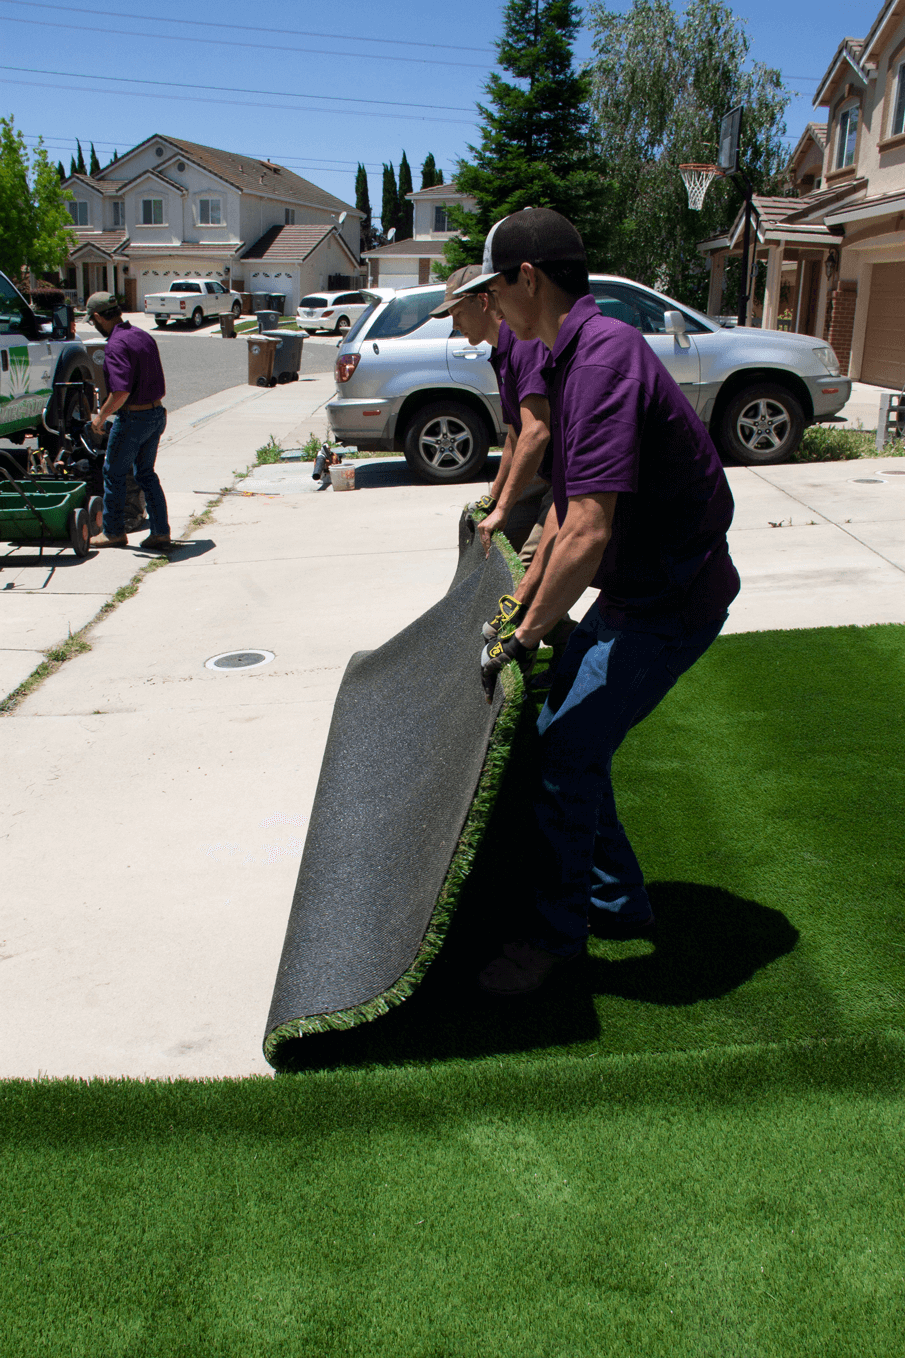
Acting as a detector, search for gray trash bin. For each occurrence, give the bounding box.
[251,291,270,311]
[263,330,304,383]
[256,310,279,332]
[267,293,287,315]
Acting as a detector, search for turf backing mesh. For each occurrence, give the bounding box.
[264,512,524,1068]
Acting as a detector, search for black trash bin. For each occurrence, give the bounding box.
[263,330,304,383]
[267,293,287,316]
[255,310,279,332]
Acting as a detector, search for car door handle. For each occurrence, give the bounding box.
[372,342,379,354]
[451,349,480,358]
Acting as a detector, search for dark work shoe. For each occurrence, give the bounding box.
[140,533,173,551]
[589,910,655,941]
[479,940,581,996]
[90,532,128,548]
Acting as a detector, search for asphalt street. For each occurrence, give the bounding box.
[148,327,340,412]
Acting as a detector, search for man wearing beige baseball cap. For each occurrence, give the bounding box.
[431,266,552,562]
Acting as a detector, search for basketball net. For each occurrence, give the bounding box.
[679,163,724,211]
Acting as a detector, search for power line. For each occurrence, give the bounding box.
[1,13,494,71]
[0,0,497,55]
[1,70,478,126]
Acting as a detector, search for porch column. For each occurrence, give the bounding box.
[707,251,726,316]
[761,244,784,331]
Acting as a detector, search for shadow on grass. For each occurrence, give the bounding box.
[275,884,798,1074]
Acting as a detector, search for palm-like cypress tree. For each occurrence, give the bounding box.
[397,151,413,240]
[381,162,399,239]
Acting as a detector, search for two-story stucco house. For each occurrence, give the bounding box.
[61,135,362,314]
[362,182,477,288]
[698,0,905,385]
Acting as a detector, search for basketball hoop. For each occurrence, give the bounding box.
[679,163,724,211]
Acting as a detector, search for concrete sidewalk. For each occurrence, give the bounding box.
[2,377,905,1080]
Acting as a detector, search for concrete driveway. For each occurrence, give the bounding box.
[1,376,904,1079]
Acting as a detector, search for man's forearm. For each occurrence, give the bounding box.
[494,424,549,517]
[489,430,515,501]
[514,495,615,646]
[98,390,130,423]
[513,505,559,607]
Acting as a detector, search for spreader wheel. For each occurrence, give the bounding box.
[68,506,90,557]
[86,496,103,537]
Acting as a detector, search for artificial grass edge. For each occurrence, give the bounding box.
[6,1030,905,1137]
[262,525,526,1065]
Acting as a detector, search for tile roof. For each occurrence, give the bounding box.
[70,230,129,255]
[407,182,461,199]
[127,242,244,256]
[241,224,345,261]
[160,137,358,214]
[363,238,448,258]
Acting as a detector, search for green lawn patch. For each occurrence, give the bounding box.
[3,623,904,1354]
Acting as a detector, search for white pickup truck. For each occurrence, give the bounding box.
[144,279,242,329]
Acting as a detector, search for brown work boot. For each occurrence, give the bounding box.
[140,533,172,551]
[478,940,581,996]
[90,532,128,548]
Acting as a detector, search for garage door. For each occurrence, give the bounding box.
[860,262,905,387]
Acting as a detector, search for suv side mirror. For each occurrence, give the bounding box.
[51,303,75,340]
[664,309,691,348]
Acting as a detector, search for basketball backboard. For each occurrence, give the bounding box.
[717,105,743,173]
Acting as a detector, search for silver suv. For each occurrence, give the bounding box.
[327,278,851,483]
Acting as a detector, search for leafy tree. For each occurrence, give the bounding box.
[587,0,790,310]
[420,152,439,189]
[440,0,604,277]
[381,162,399,237]
[89,142,101,176]
[397,151,413,240]
[0,116,76,280]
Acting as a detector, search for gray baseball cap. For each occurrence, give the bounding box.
[85,291,121,319]
[429,265,485,317]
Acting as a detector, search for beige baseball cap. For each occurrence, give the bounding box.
[429,265,485,317]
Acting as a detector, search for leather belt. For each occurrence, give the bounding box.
[123,399,163,412]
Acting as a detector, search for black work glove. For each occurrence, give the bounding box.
[482,592,527,642]
[480,632,538,704]
[467,493,497,516]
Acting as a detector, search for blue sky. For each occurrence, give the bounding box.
[0,0,884,212]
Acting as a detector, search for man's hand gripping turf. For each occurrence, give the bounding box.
[480,632,538,704]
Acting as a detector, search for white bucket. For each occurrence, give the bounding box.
[329,463,356,492]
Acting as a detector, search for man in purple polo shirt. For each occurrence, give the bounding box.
[456,209,740,996]
[430,265,551,555]
[85,292,171,552]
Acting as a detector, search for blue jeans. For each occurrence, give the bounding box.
[103,405,169,537]
[531,606,728,956]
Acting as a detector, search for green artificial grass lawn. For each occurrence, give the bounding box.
[3,624,904,1356]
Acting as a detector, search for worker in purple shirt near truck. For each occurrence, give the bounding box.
[455,208,741,996]
[85,291,172,552]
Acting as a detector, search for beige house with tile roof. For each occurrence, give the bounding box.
[61,134,361,313]
[363,182,476,288]
[698,1,905,383]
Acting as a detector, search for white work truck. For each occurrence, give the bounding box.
[144,279,242,329]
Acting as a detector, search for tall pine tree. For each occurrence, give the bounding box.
[56,161,65,182]
[420,153,439,189]
[89,142,101,176]
[397,151,413,240]
[381,162,399,238]
[355,163,374,252]
[442,0,604,275]
[74,140,86,175]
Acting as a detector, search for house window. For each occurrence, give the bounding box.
[285,208,296,224]
[199,198,222,225]
[68,201,88,226]
[892,63,905,137]
[141,198,164,225]
[112,200,125,227]
[835,107,859,168]
[433,205,452,232]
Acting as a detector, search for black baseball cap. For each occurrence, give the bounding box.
[453,208,587,295]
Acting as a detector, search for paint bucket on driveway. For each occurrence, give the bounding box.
[330,463,356,492]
